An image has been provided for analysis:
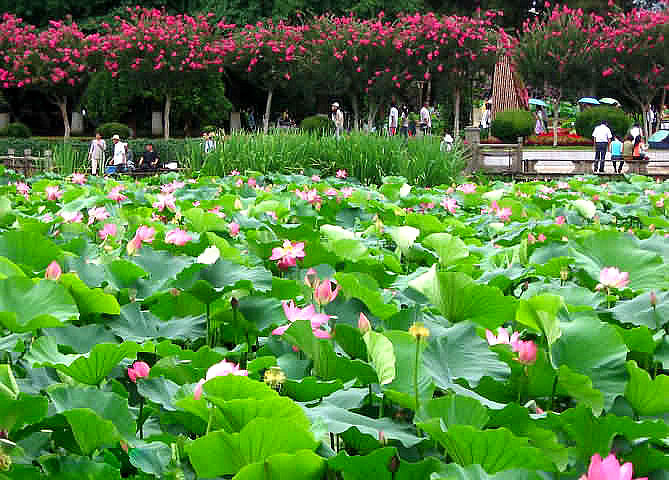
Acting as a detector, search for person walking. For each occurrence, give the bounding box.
[630,123,642,142]
[332,102,344,139]
[111,134,126,174]
[592,121,612,173]
[388,104,399,136]
[610,135,623,174]
[87,132,106,175]
[534,107,546,135]
[419,102,432,136]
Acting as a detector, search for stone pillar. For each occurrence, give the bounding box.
[151,111,163,137]
[464,126,481,174]
[0,113,8,129]
[71,112,84,135]
[230,111,242,132]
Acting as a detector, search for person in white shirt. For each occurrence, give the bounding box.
[646,107,656,134]
[331,102,344,139]
[592,121,612,173]
[112,135,126,171]
[419,103,432,135]
[388,104,399,136]
[88,132,106,175]
[440,132,454,152]
[630,123,642,141]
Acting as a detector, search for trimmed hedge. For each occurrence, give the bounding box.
[0,122,31,138]
[300,115,334,135]
[491,109,535,142]
[575,106,632,139]
[98,122,132,139]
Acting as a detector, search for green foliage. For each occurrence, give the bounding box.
[98,122,132,139]
[575,106,633,139]
[299,115,334,135]
[0,122,31,138]
[80,72,135,125]
[491,110,534,142]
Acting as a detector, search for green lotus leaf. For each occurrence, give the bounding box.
[625,360,669,416]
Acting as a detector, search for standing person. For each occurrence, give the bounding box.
[630,122,642,142]
[111,134,126,173]
[592,121,612,173]
[399,106,409,140]
[440,132,454,152]
[610,135,623,174]
[647,105,657,134]
[388,103,399,136]
[480,102,492,129]
[534,107,546,134]
[87,132,106,175]
[419,102,432,136]
[332,102,344,139]
[204,132,216,153]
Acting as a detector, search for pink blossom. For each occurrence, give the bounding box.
[441,197,457,214]
[161,181,184,194]
[295,188,322,209]
[557,181,569,189]
[229,222,240,237]
[165,229,192,246]
[45,186,62,201]
[324,188,338,198]
[45,261,62,281]
[555,216,566,225]
[485,327,520,348]
[336,169,348,178]
[314,279,341,306]
[61,211,83,223]
[108,186,127,202]
[229,170,240,176]
[248,178,257,188]
[340,187,353,198]
[358,312,371,333]
[497,207,512,222]
[656,199,664,208]
[579,453,647,480]
[99,223,118,240]
[87,207,109,225]
[537,233,546,242]
[528,233,536,244]
[311,175,321,182]
[135,226,156,243]
[41,213,54,223]
[153,193,176,212]
[271,300,331,338]
[71,173,86,185]
[270,240,306,269]
[514,340,537,365]
[596,267,630,290]
[456,183,477,194]
[127,361,150,383]
[16,182,30,196]
[193,359,248,400]
[193,201,200,207]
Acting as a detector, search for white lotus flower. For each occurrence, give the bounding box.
[197,245,220,265]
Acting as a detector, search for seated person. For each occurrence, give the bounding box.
[124,144,135,171]
[138,143,160,170]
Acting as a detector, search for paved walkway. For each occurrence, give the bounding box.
[482,148,669,175]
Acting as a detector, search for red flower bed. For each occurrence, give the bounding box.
[525,134,593,146]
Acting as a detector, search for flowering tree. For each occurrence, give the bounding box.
[512,5,605,146]
[99,7,232,139]
[0,14,98,137]
[226,20,307,133]
[596,8,669,136]
[394,12,502,136]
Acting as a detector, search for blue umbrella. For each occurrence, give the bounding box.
[578,97,600,105]
[529,98,548,107]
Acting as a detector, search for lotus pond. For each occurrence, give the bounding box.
[0,170,668,480]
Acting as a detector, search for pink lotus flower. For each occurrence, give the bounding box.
[537,233,546,242]
[165,229,192,246]
[229,222,240,237]
[528,233,536,244]
[42,213,54,223]
[127,225,156,255]
[45,186,62,201]
[485,327,520,347]
[127,361,150,383]
[153,193,176,212]
[314,279,340,306]
[45,261,61,281]
[160,181,184,194]
[358,312,371,333]
[71,173,86,185]
[555,216,566,225]
[656,199,664,208]
[515,340,537,365]
[16,182,30,196]
[270,240,306,269]
[87,207,109,225]
[497,207,512,222]
[340,187,353,199]
[441,197,457,214]
[457,183,477,194]
[61,211,83,223]
[193,360,248,400]
[272,300,331,339]
[248,178,257,188]
[579,453,647,480]
[336,169,348,178]
[229,170,240,176]
[126,236,143,255]
[99,223,118,240]
[108,186,127,202]
[596,267,630,290]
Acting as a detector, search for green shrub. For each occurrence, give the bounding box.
[575,106,632,139]
[0,122,31,138]
[98,122,131,139]
[491,109,534,142]
[299,115,333,135]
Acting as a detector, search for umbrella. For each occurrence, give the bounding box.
[578,97,600,105]
[529,98,548,107]
[599,98,620,105]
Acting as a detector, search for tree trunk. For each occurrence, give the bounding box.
[263,89,273,134]
[454,87,461,138]
[350,93,360,131]
[660,88,667,132]
[164,93,171,140]
[57,97,70,139]
[553,95,561,148]
[426,74,432,105]
[366,101,379,132]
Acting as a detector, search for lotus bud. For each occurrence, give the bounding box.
[128,361,150,383]
[378,430,386,445]
[409,322,430,341]
[358,312,371,334]
[45,261,61,281]
[650,291,657,308]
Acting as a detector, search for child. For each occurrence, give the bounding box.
[610,135,623,173]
